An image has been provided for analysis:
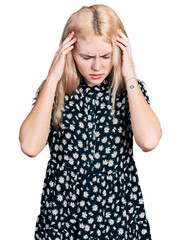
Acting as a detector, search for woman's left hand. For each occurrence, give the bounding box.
[115,29,136,82]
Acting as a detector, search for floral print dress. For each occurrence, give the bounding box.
[34,77,152,240]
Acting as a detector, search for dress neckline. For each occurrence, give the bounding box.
[79,77,111,94]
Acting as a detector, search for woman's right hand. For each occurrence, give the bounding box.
[47,31,77,83]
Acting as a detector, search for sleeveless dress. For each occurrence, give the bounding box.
[34,77,152,240]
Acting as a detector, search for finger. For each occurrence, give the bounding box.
[55,37,76,58]
[54,31,75,56]
[117,29,128,40]
[116,36,129,47]
[62,31,75,45]
[116,41,126,52]
[60,45,74,58]
[116,41,133,61]
[60,37,77,54]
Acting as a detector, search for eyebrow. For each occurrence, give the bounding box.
[80,51,113,57]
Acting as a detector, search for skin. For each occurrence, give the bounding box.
[47,31,77,83]
[72,36,113,87]
[19,31,77,157]
[115,29,162,151]
[71,29,162,151]
[19,29,162,157]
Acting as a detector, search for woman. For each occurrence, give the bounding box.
[19,4,162,240]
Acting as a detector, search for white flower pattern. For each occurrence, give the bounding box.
[35,78,152,239]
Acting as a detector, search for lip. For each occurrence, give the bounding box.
[90,74,104,79]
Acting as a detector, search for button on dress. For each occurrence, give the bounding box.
[35,78,152,240]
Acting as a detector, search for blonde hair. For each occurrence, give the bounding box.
[33,4,130,130]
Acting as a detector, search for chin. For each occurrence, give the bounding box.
[85,76,106,87]
[87,79,103,87]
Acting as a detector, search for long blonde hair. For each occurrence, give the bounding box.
[33,4,129,130]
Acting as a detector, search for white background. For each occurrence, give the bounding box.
[0,0,180,239]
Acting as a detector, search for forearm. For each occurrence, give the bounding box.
[126,78,162,152]
[19,77,58,157]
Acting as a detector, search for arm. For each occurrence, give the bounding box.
[19,78,58,157]
[19,31,77,157]
[116,28,162,152]
[126,77,162,151]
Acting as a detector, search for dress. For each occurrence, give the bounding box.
[34,77,152,240]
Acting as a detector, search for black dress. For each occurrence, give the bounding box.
[34,78,152,239]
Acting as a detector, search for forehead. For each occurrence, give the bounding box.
[75,36,112,54]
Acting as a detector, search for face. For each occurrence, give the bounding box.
[72,36,113,87]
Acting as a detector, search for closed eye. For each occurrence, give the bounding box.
[82,56,111,60]
[103,56,111,59]
[82,57,91,60]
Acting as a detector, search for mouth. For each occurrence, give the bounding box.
[90,74,104,79]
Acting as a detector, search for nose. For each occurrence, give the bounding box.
[91,57,102,71]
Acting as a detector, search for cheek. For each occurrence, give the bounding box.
[77,60,89,70]
[74,59,90,75]
[105,59,113,69]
